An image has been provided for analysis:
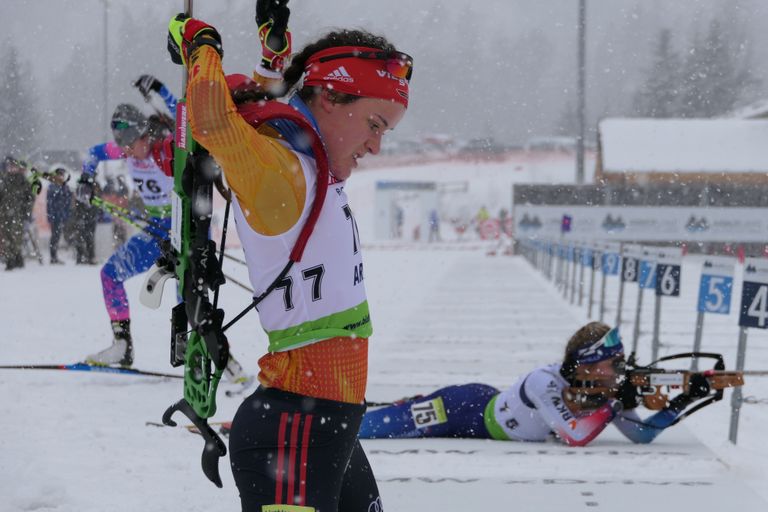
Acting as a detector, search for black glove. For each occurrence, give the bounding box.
[168,14,223,66]
[134,74,164,98]
[615,378,641,410]
[256,0,290,57]
[76,174,95,204]
[687,373,711,399]
[256,0,290,34]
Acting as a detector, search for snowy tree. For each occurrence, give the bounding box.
[0,42,41,158]
[679,19,759,117]
[632,29,682,117]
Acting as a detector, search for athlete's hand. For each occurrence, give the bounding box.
[686,373,711,399]
[76,174,95,205]
[134,74,164,99]
[29,175,42,196]
[167,13,223,66]
[255,0,291,71]
[615,379,640,410]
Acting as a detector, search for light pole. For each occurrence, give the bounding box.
[103,0,109,141]
[576,0,586,185]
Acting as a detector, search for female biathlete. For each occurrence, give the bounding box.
[77,76,176,367]
[168,1,412,509]
[360,322,711,446]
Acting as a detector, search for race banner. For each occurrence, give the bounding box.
[513,205,768,242]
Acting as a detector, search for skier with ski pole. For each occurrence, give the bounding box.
[75,76,250,386]
[164,0,413,506]
[74,77,177,367]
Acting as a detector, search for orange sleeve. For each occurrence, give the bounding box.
[186,46,306,236]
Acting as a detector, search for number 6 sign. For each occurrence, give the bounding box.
[655,248,682,297]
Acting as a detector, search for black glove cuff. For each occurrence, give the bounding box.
[187,34,223,60]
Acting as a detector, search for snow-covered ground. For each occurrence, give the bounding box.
[2,158,767,511]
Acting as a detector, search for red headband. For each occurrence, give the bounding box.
[303,46,410,108]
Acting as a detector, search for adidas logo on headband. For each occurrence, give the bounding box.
[324,66,354,83]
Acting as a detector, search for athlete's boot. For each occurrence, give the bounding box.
[86,320,135,367]
[224,356,253,387]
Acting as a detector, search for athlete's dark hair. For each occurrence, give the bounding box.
[282,29,397,104]
[147,113,174,142]
[560,322,612,382]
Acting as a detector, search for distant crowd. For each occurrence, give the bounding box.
[0,155,135,271]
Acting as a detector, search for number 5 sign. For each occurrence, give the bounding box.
[697,256,735,315]
[739,258,768,329]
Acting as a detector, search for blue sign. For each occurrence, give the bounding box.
[639,260,657,290]
[698,275,733,314]
[601,252,620,275]
[567,245,575,262]
[581,248,593,267]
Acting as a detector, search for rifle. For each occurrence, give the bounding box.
[139,0,231,488]
[625,352,743,415]
[570,351,744,426]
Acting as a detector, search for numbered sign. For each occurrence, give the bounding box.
[655,247,683,297]
[581,247,594,267]
[739,258,768,329]
[638,250,657,290]
[621,245,643,283]
[602,251,620,275]
[567,244,575,263]
[697,256,735,314]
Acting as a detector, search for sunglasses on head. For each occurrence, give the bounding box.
[317,50,414,81]
[111,120,135,130]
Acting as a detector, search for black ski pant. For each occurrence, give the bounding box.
[49,218,64,260]
[229,386,382,512]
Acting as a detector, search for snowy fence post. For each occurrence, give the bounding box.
[651,247,682,362]
[692,256,735,371]
[578,244,588,307]
[730,258,768,444]
[599,242,620,324]
[588,245,599,319]
[570,245,579,304]
[617,244,640,329]
[632,246,657,354]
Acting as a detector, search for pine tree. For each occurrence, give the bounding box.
[632,29,682,117]
[0,43,40,158]
[679,19,759,117]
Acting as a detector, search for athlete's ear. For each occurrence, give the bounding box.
[318,88,337,114]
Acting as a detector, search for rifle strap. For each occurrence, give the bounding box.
[218,100,331,332]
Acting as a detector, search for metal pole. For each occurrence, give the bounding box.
[599,264,607,322]
[588,254,597,319]
[578,253,586,307]
[570,248,578,304]
[103,0,109,140]
[576,0,586,184]
[631,287,644,354]
[616,272,625,328]
[651,293,662,362]
[690,311,705,371]
[729,327,749,444]
[563,249,571,298]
